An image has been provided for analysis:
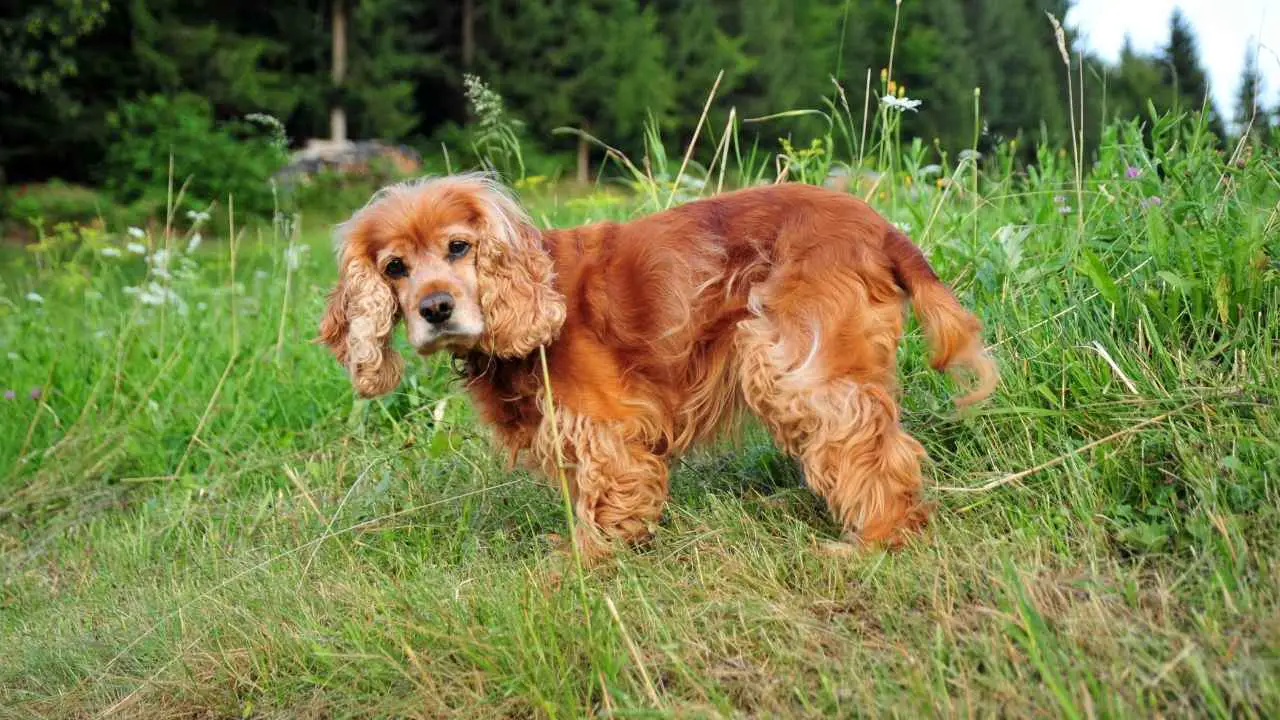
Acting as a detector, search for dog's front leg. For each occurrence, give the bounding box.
[536,413,669,565]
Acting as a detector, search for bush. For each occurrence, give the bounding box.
[102,94,287,219]
[286,161,411,219]
[1,181,113,236]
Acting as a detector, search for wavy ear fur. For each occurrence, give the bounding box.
[318,254,404,397]
[474,183,567,358]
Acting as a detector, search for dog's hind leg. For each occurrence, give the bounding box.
[735,310,930,548]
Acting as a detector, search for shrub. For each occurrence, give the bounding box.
[286,159,412,219]
[1,181,113,236]
[102,94,288,220]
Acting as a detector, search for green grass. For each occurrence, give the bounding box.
[2,111,1279,718]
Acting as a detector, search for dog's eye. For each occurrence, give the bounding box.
[447,239,471,258]
[384,258,408,278]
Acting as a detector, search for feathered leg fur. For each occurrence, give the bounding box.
[532,408,670,564]
[735,264,931,546]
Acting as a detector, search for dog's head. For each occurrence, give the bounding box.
[318,173,566,397]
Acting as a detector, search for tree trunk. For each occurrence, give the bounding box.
[330,0,348,143]
[462,0,475,69]
[577,135,589,185]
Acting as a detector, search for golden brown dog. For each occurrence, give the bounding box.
[320,173,997,562]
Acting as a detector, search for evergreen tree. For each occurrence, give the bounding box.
[0,0,1243,187]
[962,0,1068,148]
[1109,37,1166,122]
[341,0,432,140]
[720,0,846,137]
[1162,9,1226,140]
[128,0,303,117]
[890,0,977,150]
[0,0,110,179]
[654,0,752,146]
[0,0,109,96]
[476,0,675,178]
[1234,45,1272,141]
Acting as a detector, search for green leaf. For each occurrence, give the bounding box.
[1213,274,1231,322]
[1156,270,1193,294]
[1117,521,1170,552]
[427,429,454,459]
[1077,249,1122,306]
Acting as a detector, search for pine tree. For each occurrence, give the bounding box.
[961,0,1069,148]
[1234,45,1272,141]
[1110,36,1166,122]
[719,0,846,138]
[1163,9,1226,140]
[0,0,110,179]
[0,0,109,96]
[654,0,752,147]
[476,0,675,178]
[868,0,976,152]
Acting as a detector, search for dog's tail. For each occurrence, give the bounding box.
[885,229,998,407]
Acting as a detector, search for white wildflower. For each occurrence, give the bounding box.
[284,243,310,271]
[127,242,147,255]
[132,282,188,315]
[881,95,922,112]
[148,249,174,280]
[920,164,943,176]
[186,209,211,224]
[25,292,44,304]
[186,232,203,254]
[127,227,146,239]
[100,247,122,257]
[959,149,983,162]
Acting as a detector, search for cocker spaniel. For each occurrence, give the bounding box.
[320,173,997,563]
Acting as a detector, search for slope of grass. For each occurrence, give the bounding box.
[2,114,1279,718]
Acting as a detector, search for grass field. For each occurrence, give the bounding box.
[2,107,1279,718]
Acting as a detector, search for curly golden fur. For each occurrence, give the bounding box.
[320,173,997,563]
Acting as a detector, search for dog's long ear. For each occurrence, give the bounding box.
[319,240,404,397]
[473,182,566,358]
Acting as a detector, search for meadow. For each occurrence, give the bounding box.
[2,101,1278,717]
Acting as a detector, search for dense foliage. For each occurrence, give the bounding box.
[2,0,1266,193]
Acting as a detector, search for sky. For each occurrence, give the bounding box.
[1066,0,1279,123]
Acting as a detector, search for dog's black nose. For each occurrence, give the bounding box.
[419,291,454,325]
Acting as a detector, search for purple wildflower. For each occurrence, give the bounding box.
[1125,166,1142,179]
[29,387,42,401]
[1053,194,1066,204]
[3,390,14,401]
[1142,196,1163,209]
